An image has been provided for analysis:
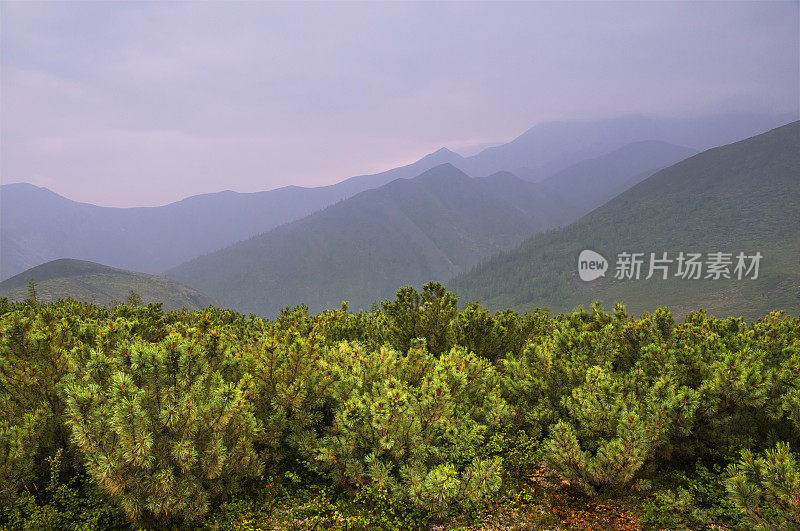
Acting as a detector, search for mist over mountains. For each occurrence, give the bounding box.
[3,115,796,315]
[450,121,800,320]
[164,164,564,315]
[447,111,795,177]
[2,112,789,282]
[540,140,698,216]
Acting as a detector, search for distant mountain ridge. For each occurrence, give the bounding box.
[0,145,473,279]
[165,164,564,316]
[540,140,698,216]
[2,111,791,280]
[0,259,217,311]
[453,111,795,178]
[449,121,800,320]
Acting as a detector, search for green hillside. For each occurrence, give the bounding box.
[0,259,218,310]
[449,121,800,320]
[166,164,564,316]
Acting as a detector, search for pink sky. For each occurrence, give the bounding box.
[1,1,798,207]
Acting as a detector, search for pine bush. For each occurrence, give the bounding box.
[63,333,262,525]
[307,342,509,515]
[726,442,800,529]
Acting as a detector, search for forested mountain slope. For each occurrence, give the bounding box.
[0,258,217,310]
[166,164,563,316]
[3,112,786,280]
[450,121,800,320]
[0,151,461,280]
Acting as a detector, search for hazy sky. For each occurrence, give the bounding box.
[1,1,798,207]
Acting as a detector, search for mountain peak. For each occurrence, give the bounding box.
[451,121,800,320]
[1,182,41,190]
[1,182,58,196]
[420,147,463,164]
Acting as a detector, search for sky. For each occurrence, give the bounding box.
[1,1,798,207]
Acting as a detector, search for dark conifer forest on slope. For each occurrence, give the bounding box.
[450,121,800,321]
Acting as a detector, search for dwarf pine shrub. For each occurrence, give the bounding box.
[0,293,798,529]
[307,341,508,516]
[0,307,80,495]
[726,442,800,529]
[63,333,262,525]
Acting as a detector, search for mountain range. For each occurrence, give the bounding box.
[165,164,572,315]
[540,141,697,216]
[2,112,789,281]
[163,123,797,318]
[3,112,797,320]
[449,121,800,320]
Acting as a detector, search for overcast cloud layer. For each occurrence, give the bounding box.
[1,1,798,207]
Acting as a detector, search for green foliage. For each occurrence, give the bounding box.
[125,290,142,307]
[0,407,46,502]
[1,449,129,530]
[640,460,740,529]
[381,282,458,356]
[245,324,335,472]
[505,303,795,496]
[726,442,800,530]
[25,280,37,304]
[0,305,81,492]
[307,341,508,516]
[63,334,263,525]
[451,303,543,362]
[0,290,798,528]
